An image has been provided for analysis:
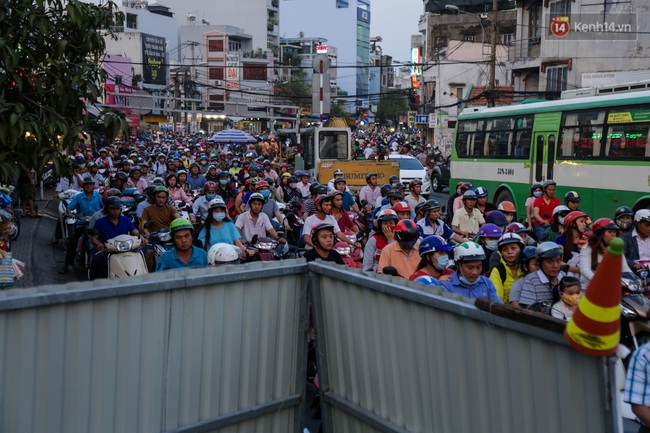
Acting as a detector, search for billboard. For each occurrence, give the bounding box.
[226,54,240,91]
[410,47,421,76]
[142,34,166,85]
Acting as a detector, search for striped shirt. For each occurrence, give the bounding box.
[624,342,650,425]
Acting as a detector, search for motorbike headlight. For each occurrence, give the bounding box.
[113,239,134,252]
[621,304,637,317]
[347,234,357,244]
[255,242,276,250]
[159,232,171,242]
[336,247,351,256]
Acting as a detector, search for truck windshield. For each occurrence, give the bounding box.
[319,131,349,160]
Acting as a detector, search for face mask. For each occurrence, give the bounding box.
[456,188,462,195]
[533,191,542,198]
[213,212,226,222]
[459,275,479,286]
[618,220,632,230]
[219,179,228,186]
[206,194,215,200]
[561,292,581,306]
[433,255,449,272]
[485,240,499,250]
[558,216,565,225]
[289,183,297,189]
[260,189,271,198]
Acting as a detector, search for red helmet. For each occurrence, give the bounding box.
[592,217,619,232]
[408,179,423,189]
[506,222,528,234]
[392,201,412,212]
[204,181,218,192]
[314,194,331,208]
[394,219,420,249]
[460,182,473,193]
[255,180,270,189]
[564,211,588,228]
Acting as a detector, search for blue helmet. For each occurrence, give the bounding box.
[419,235,453,256]
[474,186,488,198]
[413,275,442,286]
[485,210,509,228]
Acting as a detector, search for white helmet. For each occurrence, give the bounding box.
[454,242,486,262]
[208,243,240,265]
[634,209,650,223]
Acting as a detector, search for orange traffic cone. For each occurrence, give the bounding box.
[564,237,623,356]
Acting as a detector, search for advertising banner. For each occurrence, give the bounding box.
[226,54,240,90]
[142,34,166,85]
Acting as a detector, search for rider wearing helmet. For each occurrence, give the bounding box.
[327,169,345,192]
[556,210,588,266]
[128,165,148,194]
[215,171,236,201]
[140,186,182,235]
[283,175,303,204]
[509,246,541,308]
[404,179,425,210]
[248,181,289,232]
[563,191,581,212]
[136,185,157,219]
[363,209,398,272]
[155,218,208,271]
[303,184,328,218]
[476,222,503,267]
[359,172,381,209]
[235,192,287,251]
[488,233,525,302]
[440,243,502,303]
[518,241,566,309]
[614,205,634,233]
[506,222,536,247]
[304,195,353,248]
[377,219,421,277]
[485,210,509,234]
[197,198,250,254]
[190,181,219,224]
[532,179,561,239]
[333,177,359,213]
[473,186,496,215]
[303,223,346,264]
[622,209,650,270]
[526,183,543,230]
[409,235,454,282]
[451,182,474,214]
[187,162,207,190]
[392,201,412,221]
[204,164,219,182]
[580,217,631,290]
[451,190,486,239]
[388,175,400,187]
[497,201,517,224]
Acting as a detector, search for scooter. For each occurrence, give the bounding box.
[104,234,148,279]
[58,189,80,240]
[335,242,363,269]
[245,235,282,262]
[620,271,650,352]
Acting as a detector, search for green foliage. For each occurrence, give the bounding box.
[330,102,352,123]
[274,69,311,108]
[377,91,408,125]
[0,0,126,181]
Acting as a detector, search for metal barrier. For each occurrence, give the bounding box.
[0,260,309,433]
[308,262,618,433]
[0,260,619,433]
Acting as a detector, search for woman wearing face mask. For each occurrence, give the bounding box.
[526,183,543,231]
[440,242,502,302]
[497,201,517,224]
[476,223,503,274]
[542,205,570,242]
[409,235,454,282]
[579,217,631,290]
[197,197,250,253]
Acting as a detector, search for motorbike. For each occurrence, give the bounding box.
[120,189,143,227]
[620,271,650,352]
[104,234,148,279]
[58,189,80,240]
[335,241,363,269]
[0,186,19,247]
[42,162,56,189]
[244,235,283,262]
[74,213,94,269]
[282,198,304,247]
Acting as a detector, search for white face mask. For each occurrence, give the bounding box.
[213,212,226,222]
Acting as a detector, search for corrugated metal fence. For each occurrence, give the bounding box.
[0,261,308,433]
[308,262,619,433]
[0,261,619,433]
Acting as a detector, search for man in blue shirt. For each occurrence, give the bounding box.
[441,242,502,303]
[417,199,466,243]
[624,342,650,429]
[333,177,359,213]
[89,196,144,279]
[60,175,103,274]
[156,218,208,271]
[186,163,207,190]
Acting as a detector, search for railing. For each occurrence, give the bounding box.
[508,37,541,61]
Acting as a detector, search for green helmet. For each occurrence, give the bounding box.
[169,218,193,233]
[153,186,169,196]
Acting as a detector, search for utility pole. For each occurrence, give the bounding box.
[488,0,498,107]
[189,41,199,133]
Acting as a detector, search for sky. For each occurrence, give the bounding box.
[370,0,424,62]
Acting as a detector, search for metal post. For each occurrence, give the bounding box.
[488,0,498,107]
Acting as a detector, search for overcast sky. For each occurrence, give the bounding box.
[370,0,424,62]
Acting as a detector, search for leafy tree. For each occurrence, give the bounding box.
[329,101,352,124]
[0,0,125,182]
[377,90,408,126]
[273,69,311,109]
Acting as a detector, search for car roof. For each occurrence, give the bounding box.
[387,154,415,159]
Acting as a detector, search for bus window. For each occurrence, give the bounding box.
[319,131,349,160]
[547,135,556,180]
[559,110,605,158]
[514,129,531,158]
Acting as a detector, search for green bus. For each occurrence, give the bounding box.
[451,90,650,221]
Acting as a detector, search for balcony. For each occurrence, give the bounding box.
[508,37,541,62]
[267,0,279,10]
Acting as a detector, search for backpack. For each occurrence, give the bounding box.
[226,191,244,218]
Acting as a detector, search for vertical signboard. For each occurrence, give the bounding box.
[226,54,240,90]
[142,34,166,85]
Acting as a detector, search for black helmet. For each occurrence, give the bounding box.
[393,182,406,190]
[615,206,634,219]
[144,185,157,198]
[380,184,392,196]
[105,196,122,209]
[334,177,346,185]
[366,172,378,183]
[424,199,441,211]
[217,171,229,179]
[288,175,298,183]
[530,183,542,194]
[386,189,402,199]
[389,175,400,184]
[314,184,328,195]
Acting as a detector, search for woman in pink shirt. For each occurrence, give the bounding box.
[166,174,192,204]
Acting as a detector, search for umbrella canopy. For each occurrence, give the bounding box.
[210,129,257,144]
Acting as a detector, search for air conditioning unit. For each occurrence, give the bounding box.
[212,80,223,87]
